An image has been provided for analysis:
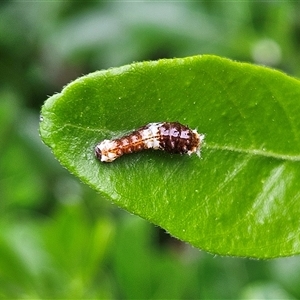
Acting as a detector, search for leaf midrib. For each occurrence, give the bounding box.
[51,121,300,162]
[207,144,300,162]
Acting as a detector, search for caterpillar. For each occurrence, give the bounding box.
[95,122,205,163]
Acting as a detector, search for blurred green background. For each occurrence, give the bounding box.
[1,1,300,299]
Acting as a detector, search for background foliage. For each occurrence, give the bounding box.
[1,1,300,299]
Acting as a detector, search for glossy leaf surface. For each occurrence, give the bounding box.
[40,55,300,258]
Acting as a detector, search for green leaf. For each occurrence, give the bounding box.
[40,55,300,258]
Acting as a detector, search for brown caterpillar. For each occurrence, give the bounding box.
[95,122,205,162]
